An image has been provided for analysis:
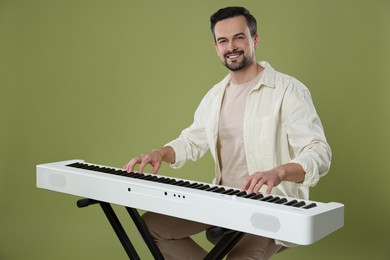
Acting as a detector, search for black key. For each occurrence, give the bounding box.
[112,170,126,175]
[292,201,306,208]
[196,184,210,190]
[268,197,280,203]
[67,162,82,168]
[205,186,219,192]
[150,176,159,181]
[228,190,242,196]
[126,172,140,178]
[132,173,146,179]
[137,174,152,180]
[140,175,156,180]
[174,180,184,186]
[145,175,160,182]
[80,164,92,169]
[134,173,146,178]
[159,178,172,183]
[243,193,257,199]
[235,191,248,197]
[160,177,175,183]
[193,183,207,189]
[260,195,274,201]
[287,201,302,207]
[177,181,191,187]
[274,198,288,204]
[95,166,105,171]
[221,189,236,195]
[212,187,226,193]
[153,177,167,182]
[250,193,264,200]
[91,166,103,171]
[302,203,317,209]
[186,182,200,188]
[95,166,105,172]
[100,167,112,173]
[106,168,115,173]
[107,168,116,173]
[165,179,178,185]
[121,171,134,177]
[284,200,298,206]
[74,163,86,168]
[85,165,99,170]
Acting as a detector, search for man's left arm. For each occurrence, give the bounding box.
[242,84,331,194]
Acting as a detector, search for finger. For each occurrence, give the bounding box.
[138,160,149,173]
[247,177,261,193]
[124,158,140,172]
[240,178,251,191]
[131,157,143,172]
[253,179,265,194]
[150,161,161,174]
[265,180,275,195]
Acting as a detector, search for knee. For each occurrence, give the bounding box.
[141,212,163,240]
[141,211,153,227]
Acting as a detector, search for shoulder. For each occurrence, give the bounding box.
[260,61,309,94]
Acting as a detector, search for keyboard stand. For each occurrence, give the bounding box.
[77,198,244,260]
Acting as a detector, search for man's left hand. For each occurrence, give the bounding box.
[240,163,305,195]
[240,170,283,195]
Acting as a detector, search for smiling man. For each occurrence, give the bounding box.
[214,15,258,74]
[124,6,331,259]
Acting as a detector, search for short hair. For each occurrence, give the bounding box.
[210,6,257,41]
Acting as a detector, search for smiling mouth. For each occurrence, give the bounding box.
[225,51,244,59]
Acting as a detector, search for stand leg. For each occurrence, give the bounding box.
[99,202,140,260]
[126,207,164,260]
[77,198,243,260]
[204,231,244,260]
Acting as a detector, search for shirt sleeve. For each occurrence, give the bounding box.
[284,81,332,187]
[164,93,212,169]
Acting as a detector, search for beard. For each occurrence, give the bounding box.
[222,51,254,72]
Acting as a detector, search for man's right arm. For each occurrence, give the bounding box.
[123,146,175,174]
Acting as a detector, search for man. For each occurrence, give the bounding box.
[124,6,331,259]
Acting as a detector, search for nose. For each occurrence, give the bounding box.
[227,41,237,52]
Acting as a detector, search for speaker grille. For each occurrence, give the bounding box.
[250,212,281,233]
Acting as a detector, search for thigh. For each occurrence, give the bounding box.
[227,234,282,260]
[142,212,212,240]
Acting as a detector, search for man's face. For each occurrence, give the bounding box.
[213,16,259,72]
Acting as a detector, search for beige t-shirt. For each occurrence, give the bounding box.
[217,71,264,188]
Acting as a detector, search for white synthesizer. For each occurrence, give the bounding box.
[36,160,344,245]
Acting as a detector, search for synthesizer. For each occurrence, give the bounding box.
[36,160,344,245]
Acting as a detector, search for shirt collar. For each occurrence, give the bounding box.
[256,61,276,89]
[218,61,277,91]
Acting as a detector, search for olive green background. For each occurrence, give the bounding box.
[1,0,389,259]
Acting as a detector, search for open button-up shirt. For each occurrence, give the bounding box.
[166,61,331,201]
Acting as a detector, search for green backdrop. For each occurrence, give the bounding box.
[1,0,389,259]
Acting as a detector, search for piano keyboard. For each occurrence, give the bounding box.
[36,160,344,245]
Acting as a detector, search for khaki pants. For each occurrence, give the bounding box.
[142,212,284,260]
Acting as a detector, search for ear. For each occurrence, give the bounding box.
[253,33,260,49]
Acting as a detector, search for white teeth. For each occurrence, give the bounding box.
[226,53,242,59]
[228,54,240,59]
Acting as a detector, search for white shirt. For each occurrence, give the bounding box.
[166,61,331,200]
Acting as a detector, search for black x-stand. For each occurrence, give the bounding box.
[77,198,244,260]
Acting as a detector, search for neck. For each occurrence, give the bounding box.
[229,60,263,85]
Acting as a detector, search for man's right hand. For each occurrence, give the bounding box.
[123,146,175,174]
